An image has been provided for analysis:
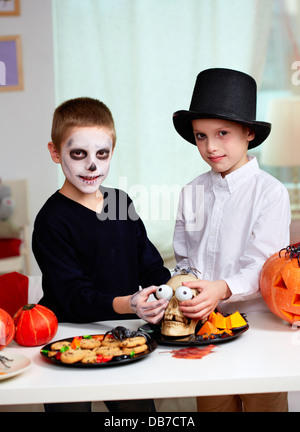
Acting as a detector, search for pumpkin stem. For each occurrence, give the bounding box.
[22,304,36,311]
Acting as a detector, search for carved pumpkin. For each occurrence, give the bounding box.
[13,304,58,347]
[260,245,300,324]
[0,308,15,350]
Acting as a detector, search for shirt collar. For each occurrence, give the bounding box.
[209,155,259,193]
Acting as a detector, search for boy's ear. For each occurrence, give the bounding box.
[247,129,255,143]
[48,142,61,164]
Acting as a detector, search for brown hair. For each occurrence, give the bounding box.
[51,97,116,151]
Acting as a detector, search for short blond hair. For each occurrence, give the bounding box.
[51,97,116,151]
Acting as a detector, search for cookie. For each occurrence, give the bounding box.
[120,336,147,348]
[95,346,123,357]
[121,344,148,355]
[51,341,72,351]
[60,349,87,364]
[80,338,101,350]
[81,350,97,364]
[47,351,58,358]
[101,338,121,347]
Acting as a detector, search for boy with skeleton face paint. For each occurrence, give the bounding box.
[32,97,170,413]
[60,127,113,194]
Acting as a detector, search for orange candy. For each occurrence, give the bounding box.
[197,311,246,337]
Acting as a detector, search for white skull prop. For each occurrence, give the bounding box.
[160,272,201,337]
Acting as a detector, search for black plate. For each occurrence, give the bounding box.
[139,322,249,347]
[40,334,157,368]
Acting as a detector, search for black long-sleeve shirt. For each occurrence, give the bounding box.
[32,187,170,323]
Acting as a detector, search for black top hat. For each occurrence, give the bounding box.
[173,68,271,149]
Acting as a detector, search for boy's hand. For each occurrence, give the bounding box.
[130,286,168,324]
[179,280,231,320]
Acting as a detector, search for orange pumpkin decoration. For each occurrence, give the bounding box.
[13,304,58,347]
[260,244,300,324]
[0,308,15,350]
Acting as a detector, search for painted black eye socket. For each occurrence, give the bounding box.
[175,286,193,301]
[96,149,110,160]
[69,148,110,161]
[70,149,87,160]
[155,284,173,301]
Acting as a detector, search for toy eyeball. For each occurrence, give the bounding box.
[175,286,193,301]
[156,284,173,301]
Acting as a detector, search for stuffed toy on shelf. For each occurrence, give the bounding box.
[0,180,15,221]
[0,179,22,260]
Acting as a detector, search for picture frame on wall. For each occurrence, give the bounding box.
[0,0,20,16]
[0,35,23,91]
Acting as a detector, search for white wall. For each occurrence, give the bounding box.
[0,0,57,274]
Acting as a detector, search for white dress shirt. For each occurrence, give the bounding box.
[173,156,291,313]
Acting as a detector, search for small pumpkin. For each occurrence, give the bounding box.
[13,304,58,347]
[260,244,300,324]
[0,308,15,350]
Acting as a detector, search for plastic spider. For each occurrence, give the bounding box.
[0,355,13,369]
[174,266,202,278]
[279,243,300,267]
[103,326,151,343]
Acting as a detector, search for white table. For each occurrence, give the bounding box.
[1,311,300,406]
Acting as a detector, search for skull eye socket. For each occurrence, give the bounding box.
[175,286,193,301]
[156,284,173,301]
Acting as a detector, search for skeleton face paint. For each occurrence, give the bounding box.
[60,127,113,194]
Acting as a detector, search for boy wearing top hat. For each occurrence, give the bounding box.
[172,68,290,412]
